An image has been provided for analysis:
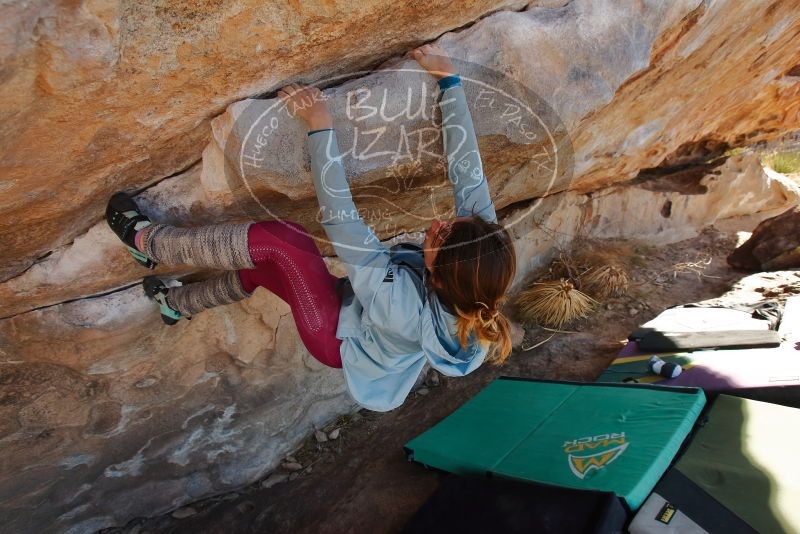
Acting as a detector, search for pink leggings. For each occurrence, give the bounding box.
[237,221,343,368]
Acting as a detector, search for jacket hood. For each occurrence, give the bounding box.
[419,291,487,376]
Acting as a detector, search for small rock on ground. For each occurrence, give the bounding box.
[328,428,340,440]
[314,430,328,443]
[171,507,196,519]
[261,472,289,489]
[424,371,441,388]
[237,501,255,514]
[282,462,303,471]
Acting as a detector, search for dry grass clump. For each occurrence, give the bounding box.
[580,265,629,299]
[570,241,637,272]
[762,151,800,174]
[512,239,634,329]
[568,241,632,299]
[515,279,596,328]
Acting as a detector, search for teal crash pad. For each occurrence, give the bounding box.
[405,378,706,510]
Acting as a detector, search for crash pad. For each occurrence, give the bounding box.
[597,342,800,391]
[599,297,800,405]
[627,306,771,341]
[404,378,705,510]
[630,395,800,534]
[403,475,627,534]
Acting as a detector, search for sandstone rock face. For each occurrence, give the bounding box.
[2,1,800,532]
[505,153,799,288]
[0,157,794,532]
[0,288,353,534]
[728,205,800,271]
[202,0,800,236]
[585,153,799,243]
[0,0,529,282]
[2,0,800,282]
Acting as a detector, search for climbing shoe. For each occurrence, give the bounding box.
[143,276,184,326]
[106,191,157,269]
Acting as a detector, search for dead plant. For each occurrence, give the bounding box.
[580,265,630,298]
[515,279,597,328]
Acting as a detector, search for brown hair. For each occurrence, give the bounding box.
[430,215,517,364]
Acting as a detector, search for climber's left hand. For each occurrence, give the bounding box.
[406,44,457,80]
[278,83,333,130]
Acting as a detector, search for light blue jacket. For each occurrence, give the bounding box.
[307,75,497,411]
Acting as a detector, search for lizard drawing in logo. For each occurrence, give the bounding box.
[562,433,629,480]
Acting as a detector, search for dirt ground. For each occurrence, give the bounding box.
[114,228,799,534]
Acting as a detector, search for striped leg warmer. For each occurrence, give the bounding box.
[140,223,256,270]
[166,271,252,316]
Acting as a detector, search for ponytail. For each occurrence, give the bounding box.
[454,301,513,364]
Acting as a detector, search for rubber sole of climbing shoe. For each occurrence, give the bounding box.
[143,276,183,326]
[106,192,157,270]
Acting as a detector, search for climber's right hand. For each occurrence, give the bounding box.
[278,83,333,131]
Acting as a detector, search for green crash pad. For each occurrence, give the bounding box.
[596,344,800,406]
[405,378,705,510]
[674,395,800,534]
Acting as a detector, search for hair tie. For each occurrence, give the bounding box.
[476,301,498,316]
[476,301,500,328]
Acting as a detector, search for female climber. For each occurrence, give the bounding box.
[105,44,516,412]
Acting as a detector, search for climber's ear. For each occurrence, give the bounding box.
[427,266,443,289]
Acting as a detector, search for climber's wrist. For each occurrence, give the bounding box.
[433,67,458,81]
[306,113,334,131]
[437,73,461,91]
